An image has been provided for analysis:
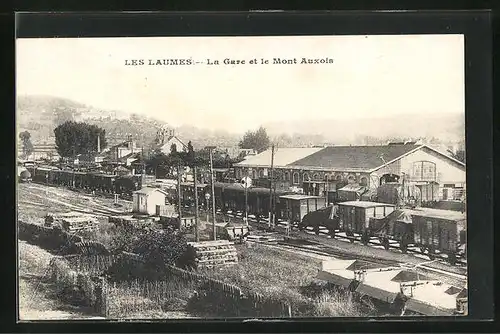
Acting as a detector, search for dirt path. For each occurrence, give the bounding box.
[18,241,104,320]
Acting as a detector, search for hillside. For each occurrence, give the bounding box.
[16,95,465,151]
[262,113,465,146]
[16,95,242,149]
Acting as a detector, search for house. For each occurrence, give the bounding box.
[132,187,170,215]
[158,129,187,155]
[233,143,466,201]
[17,142,60,161]
[96,137,143,164]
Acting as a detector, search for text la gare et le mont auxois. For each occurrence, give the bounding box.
[124,57,334,66]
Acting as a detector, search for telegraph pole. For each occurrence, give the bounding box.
[193,165,199,242]
[208,147,217,240]
[244,178,249,226]
[268,144,275,228]
[177,163,183,224]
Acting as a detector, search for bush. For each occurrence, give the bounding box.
[132,227,189,270]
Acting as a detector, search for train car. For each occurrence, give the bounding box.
[115,175,142,196]
[411,208,466,264]
[213,182,288,222]
[376,182,422,208]
[299,205,339,236]
[369,209,415,252]
[337,201,396,244]
[180,182,209,208]
[280,195,327,228]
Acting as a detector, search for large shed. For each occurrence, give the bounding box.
[132,187,169,216]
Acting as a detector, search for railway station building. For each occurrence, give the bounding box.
[233,143,466,202]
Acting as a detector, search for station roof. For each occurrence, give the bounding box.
[289,144,421,171]
[234,147,323,168]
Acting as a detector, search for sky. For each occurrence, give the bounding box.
[16,35,464,133]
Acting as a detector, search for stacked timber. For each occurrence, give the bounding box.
[186,240,238,269]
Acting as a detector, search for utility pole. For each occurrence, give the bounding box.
[193,165,199,242]
[177,162,183,225]
[268,144,275,228]
[325,175,329,205]
[244,178,249,226]
[208,146,217,240]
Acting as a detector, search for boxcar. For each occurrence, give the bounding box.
[337,201,395,243]
[299,205,338,236]
[411,208,466,264]
[180,182,209,209]
[214,182,287,222]
[280,195,327,226]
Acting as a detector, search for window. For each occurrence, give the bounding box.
[292,172,299,184]
[313,173,320,181]
[259,169,265,178]
[347,174,356,183]
[303,173,310,182]
[285,172,290,182]
[336,175,342,181]
[412,161,436,181]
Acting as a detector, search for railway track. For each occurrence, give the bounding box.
[215,211,467,279]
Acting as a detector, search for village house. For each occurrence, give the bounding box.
[158,129,187,155]
[233,143,466,202]
[132,187,170,215]
[17,142,60,161]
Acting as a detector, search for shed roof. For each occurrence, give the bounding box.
[279,194,324,201]
[234,147,323,168]
[133,187,168,196]
[289,144,421,171]
[411,207,466,221]
[338,201,395,208]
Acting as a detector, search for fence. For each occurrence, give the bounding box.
[44,250,293,318]
[48,256,108,316]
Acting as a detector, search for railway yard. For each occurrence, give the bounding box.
[17,179,467,318]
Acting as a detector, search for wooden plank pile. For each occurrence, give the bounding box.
[185,240,238,269]
[45,212,99,232]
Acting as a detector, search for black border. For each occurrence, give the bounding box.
[4,10,495,333]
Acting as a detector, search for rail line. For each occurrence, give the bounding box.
[215,210,467,279]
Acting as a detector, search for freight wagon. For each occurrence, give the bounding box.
[337,201,396,244]
[411,208,466,264]
[26,166,142,196]
[213,182,288,222]
[280,194,327,227]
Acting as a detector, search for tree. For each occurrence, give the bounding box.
[238,126,270,153]
[19,131,34,159]
[54,121,107,158]
[185,141,195,167]
[170,143,178,154]
[452,148,466,163]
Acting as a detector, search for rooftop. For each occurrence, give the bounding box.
[133,187,168,196]
[279,194,324,201]
[411,207,466,221]
[289,144,421,171]
[234,147,323,167]
[338,200,396,208]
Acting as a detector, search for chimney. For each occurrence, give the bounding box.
[97,135,101,153]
